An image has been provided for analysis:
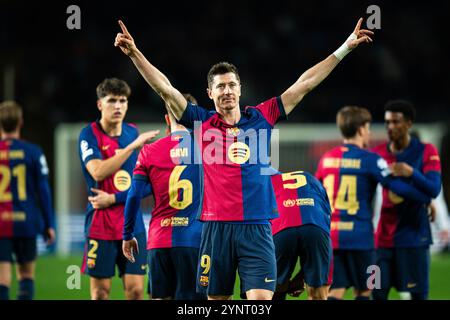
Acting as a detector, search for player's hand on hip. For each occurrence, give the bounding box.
[115,20,137,56]
[89,188,115,209]
[130,130,160,150]
[44,228,56,245]
[122,238,139,263]
[346,18,374,50]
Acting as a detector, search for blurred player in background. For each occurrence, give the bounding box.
[78,78,159,300]
[316,106,432,300]
[372,100,442,300]
[271,170,332,300]
[123,94,205,300]
[0,101,55,300]
[115,17,374,300]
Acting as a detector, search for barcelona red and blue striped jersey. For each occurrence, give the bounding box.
[271,171,331,236]
[0,139,54,238]
[316,143,432,250]
[179,96,286,221]
[130,130,203,249]
[78,121,145,240]
[372,137,441,248]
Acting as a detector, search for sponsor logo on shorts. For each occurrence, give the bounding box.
[264,277,275,283]
[141,264,147,271]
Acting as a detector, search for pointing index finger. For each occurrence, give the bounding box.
[118,20,130,36]
[353,17,363,33]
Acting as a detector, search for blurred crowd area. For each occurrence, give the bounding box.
[0,0,449,201]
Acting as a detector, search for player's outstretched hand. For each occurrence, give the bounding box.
[115,20,137,56]
[129,130,160,150]
[44,228,56,245]
[89,188,115,209]
[346,18,374,50]
[122,238,139,263]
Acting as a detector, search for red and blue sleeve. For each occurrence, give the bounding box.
[79,126,101,165]
[408,144,442,198]
[252,96,287,127]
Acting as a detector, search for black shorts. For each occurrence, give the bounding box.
[0,237,37,264]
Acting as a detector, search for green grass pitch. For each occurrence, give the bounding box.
[7,253,450,300]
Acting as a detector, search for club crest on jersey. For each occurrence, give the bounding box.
[227,142,250,164]
[113,170,131,191]
[226,127,240,137]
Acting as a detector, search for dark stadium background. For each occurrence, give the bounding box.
[1,0,449,223]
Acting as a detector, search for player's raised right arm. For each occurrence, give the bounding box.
[115,20,187,120]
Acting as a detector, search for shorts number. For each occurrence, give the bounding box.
[168,165,193,210]
[323,174,359,215]
[200,254,211,275]
[0,164,27,202]
[281,171,307,189]
[88,240,99,259]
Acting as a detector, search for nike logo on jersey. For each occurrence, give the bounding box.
[101,145,110,151]
[407,283,417,289]
[264,277,275,283]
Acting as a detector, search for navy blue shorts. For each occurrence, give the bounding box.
[331,249,375,290]
[274,225,332,289]
[196,222,277,296]
[148,247,206,300]
[82,233,148,278]
[0,237,37,263]
[374,247,430,297]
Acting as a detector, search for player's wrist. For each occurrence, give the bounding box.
[333,33,357,61]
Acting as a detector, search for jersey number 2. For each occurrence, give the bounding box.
[168,165,193,210]
[0,164,27,202]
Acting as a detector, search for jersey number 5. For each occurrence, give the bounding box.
[168,165,193,210]
[0,164,27,202]
[323,174,359,215]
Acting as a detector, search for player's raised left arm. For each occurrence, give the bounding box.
[281,18,374,115]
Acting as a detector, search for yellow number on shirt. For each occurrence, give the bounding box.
[281,171,307,189]
[168,165,193,210]
[323,174,359,215]
[0,164,27,202]
[200,254,211,275]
